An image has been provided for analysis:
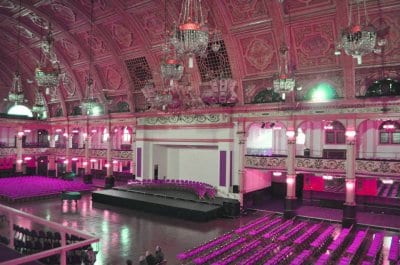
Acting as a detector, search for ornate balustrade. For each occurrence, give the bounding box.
[245,155,400,177]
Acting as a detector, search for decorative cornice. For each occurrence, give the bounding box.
[138,114,229,126]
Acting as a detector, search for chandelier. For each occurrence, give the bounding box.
[160,0,184,84]
[5,72,26,104]
[335,0,384,65]
[201,78,238,106]
[35,26,61,90]
[170,0,209,68]
[81,0,103,116]
[273,44,295,100]
[32,90,46,117]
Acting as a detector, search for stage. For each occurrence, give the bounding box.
[92,185,240,222]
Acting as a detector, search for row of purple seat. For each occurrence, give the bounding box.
[278,222,308,242]
[289,249,312,265]
[293,223,322,245]
[212,239,260,265]
[345,230,367,255]
[310,225,335,248]
[248,217,281,236]
[238,243,276,265]
[264,246,293,265]
[327,227,351,254]
[315,253,330,265]
[263,219,293,240]
[193,237,246,265]
[389,235,399,262]
[177,233,232,260]
[234,214,271,234]
[130,179,217,199]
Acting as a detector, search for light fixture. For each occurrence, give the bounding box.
[323,175,333,180]
[170,0,209,68]
[81,0,103,116]
[160,0,184,84]
[35,24,61,92]
[273,43,295,99]
[273,172,282,177]
[335,0,385,64]
[31,89,47,119]
[381,179,393,185]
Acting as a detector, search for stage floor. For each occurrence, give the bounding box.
[92,189,223,222]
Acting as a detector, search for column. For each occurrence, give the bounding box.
[343,130,357,227]
[131,128,136,177]
[15,129,23,174]
[84,135,91,175]
[237,128,246,207]
[106,133,112,177]
[65,134,72,173]
[48,156,56,177]
[284,130,297,219]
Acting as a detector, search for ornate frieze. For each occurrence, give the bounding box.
[139,114,227,126]
[356,160,400,177]
[245,156,286,169]
[296,158,345,172]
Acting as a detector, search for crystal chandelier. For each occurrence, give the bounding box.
[273,43,295,100]
[81,0,102,116]
[170,0,209,68]
[141,81,173,112]
[160,0,184,85]
[201,78,237,106]
[5,72,26,104]
[335,0,384,64]
[35,26,61,90]
[32,90,46,116]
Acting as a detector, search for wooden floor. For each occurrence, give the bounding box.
[1,191,399,264]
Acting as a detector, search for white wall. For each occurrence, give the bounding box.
[153,145,167,179]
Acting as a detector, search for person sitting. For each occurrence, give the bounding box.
[82,246,96,265]
[139,255,148,265]
[154,246,165,264]
[126,259,132,265]
[145,250,157,265]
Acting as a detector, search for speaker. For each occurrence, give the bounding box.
[223,201,240,217]
[232,185,239,193]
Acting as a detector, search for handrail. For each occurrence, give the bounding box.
[0,204,99,265]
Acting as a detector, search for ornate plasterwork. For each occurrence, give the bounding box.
[0,0,14,9]
[104,66,122,90]
[296,158,345,172]
[245,156,286,169]
[59,39,81,61]
[140,114,227,126]
[111,150,133,160]
[225,0,269,24]
[51,3,76,23]
[112,23,133,48]
[62,74,77,98]
[357,160,400,177]
[26,12,48,29]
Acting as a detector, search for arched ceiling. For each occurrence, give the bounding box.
[0,0,399,116]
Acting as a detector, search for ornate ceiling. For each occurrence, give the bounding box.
[0,0,399,117]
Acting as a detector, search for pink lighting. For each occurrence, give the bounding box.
[286,178,294,184]
[272,126,282,130]
[381,179,393,184]
[346,181,355,190]
[71,157,78,161]
[322,175,333,180]
[72,129,79,133]
[63,133,68,137]
[91,129,97,133]
[55,129,62,132]
[324,125,333,130]
[383,124,395,130]
[23,129,31,133]
[17,159,23,164]
[17,131,24,137]
[105,164,110,168]
[273,172,282,177]
[63,160,68,164]
[24,157,32,161]
[112,160,118,164]
[286,131,295,138]
[345,131,356,138]
[82,162,88,166]
[90,159,97,162]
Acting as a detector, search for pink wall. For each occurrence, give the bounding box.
[356,178,377,196]
[303,174,324,191]
[244,169,272,193]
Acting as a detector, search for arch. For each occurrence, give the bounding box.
[365,78,400,97]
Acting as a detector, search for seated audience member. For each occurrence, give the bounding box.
[139,255,147,265]
[126,259,132,265]
[154,246,165,264]
[145,250,157,265]
[82,246,96,265]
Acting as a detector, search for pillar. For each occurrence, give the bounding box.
[15,129,23,174]
[237,129,246,207]
[131,128,136,176]
[106,134,112,177]
[284,130,297,219]
[65,134,72,172]
[84,136,91,175]
[343,130,357,227]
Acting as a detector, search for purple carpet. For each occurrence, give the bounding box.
[0,176,94,201]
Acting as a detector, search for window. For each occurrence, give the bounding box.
[102,128,109,143]
[325,121,345,144]
[379,121,400,144]
[122,127,131,143]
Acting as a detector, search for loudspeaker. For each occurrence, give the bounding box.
[223,201,240,217]
[232,185,239,193]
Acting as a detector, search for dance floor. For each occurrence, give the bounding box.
[0,176,94,201]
